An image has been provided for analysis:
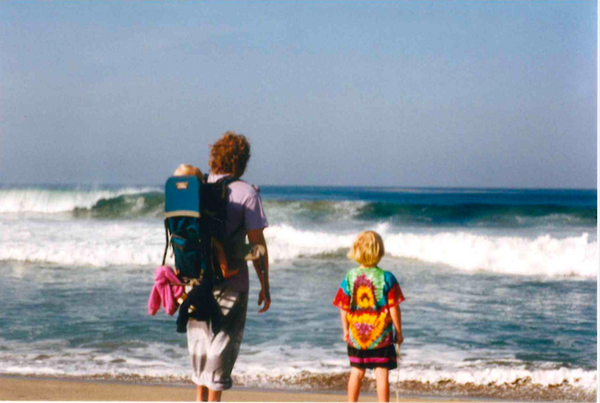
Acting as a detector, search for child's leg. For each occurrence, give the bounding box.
[212,238,238,278]
[374,367,389,402]
[348,367,366,402]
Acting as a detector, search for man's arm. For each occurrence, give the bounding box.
[247,228,270,313]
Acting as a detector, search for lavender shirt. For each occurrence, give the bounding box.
[208,173,268,293]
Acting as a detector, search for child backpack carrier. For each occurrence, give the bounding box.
[161,174,237,285]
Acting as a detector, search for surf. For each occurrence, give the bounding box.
[0,186,596,230]
[0,186,161,215]
[1,218,596,278]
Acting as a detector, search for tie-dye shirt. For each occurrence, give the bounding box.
[333,267,404,350]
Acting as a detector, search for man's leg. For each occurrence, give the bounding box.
[207,388,222,402]
[196,385,208,402]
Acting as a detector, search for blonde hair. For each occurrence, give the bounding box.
[347,231,385,267]
[174,164,204,181]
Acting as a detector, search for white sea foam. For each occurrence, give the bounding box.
[389,366,597,390]
[0,220,164,267]
[0,187,158,213]
[231,342,598,391]
[383,231,598,278]
[266,224,597,278]
[0,341,596,392]
[0,218,597,278]
[265,224,356,261]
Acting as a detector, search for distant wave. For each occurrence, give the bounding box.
[72,192,165,218]
[264,199,597,228]
[0,187,161,215]
[1,188,595,228]
[355,201,597,227]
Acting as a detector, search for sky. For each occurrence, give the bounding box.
[0,1,597,188]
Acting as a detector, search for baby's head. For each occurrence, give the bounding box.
[174,164,204,181]
[348,231,385,268]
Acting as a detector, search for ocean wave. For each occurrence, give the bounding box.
[261,200,597,228]
[384,231,598,278]
[0,220,163,267]
[73,192,164,219]
[355,202,597,227]
[0,187,161,215]
[0,218,596,278]
[0,187,595,229]
[265,224,356,262]
[263,200,366,225]
[266,224,597,278]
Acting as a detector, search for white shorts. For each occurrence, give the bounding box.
[187,285,248,391]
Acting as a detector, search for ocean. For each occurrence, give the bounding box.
[0,184,597,401]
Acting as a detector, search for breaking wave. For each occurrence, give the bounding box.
[266,225,597,278]
[0,187,161,216]
[0,187,595,228]
[355,202,597,227]
[0,217,596,277]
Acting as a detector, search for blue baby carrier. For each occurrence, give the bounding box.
[161,174,238,334]
[161,175,237,284]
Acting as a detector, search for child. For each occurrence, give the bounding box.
[333,231,404,402]
[173,164,264,279]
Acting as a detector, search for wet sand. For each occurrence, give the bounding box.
[0,376,469,402]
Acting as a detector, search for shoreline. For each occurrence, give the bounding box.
[2,374,593,403]
[0,375,471,402]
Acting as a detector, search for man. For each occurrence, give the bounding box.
[187,131,270,402]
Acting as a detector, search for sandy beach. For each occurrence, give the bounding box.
[0,376,472,402]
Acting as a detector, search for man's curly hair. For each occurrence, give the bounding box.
[209,131,251,178]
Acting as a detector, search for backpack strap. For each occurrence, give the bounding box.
[216,176,239,197]
[214,176,245,240]
[161,219,170,265]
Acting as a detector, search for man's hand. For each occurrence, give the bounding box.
[343,330,349,343]
[258,287,271,313]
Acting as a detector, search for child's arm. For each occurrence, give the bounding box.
[340,310,349,342]
[389,305,403,345]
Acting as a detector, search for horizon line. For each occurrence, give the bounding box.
[0,182,597,192]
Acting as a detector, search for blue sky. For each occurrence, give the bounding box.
[0,1,596,188]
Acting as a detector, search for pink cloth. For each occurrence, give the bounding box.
[148,265,184,316]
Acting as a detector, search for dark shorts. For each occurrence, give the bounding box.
[348,345,398,370]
